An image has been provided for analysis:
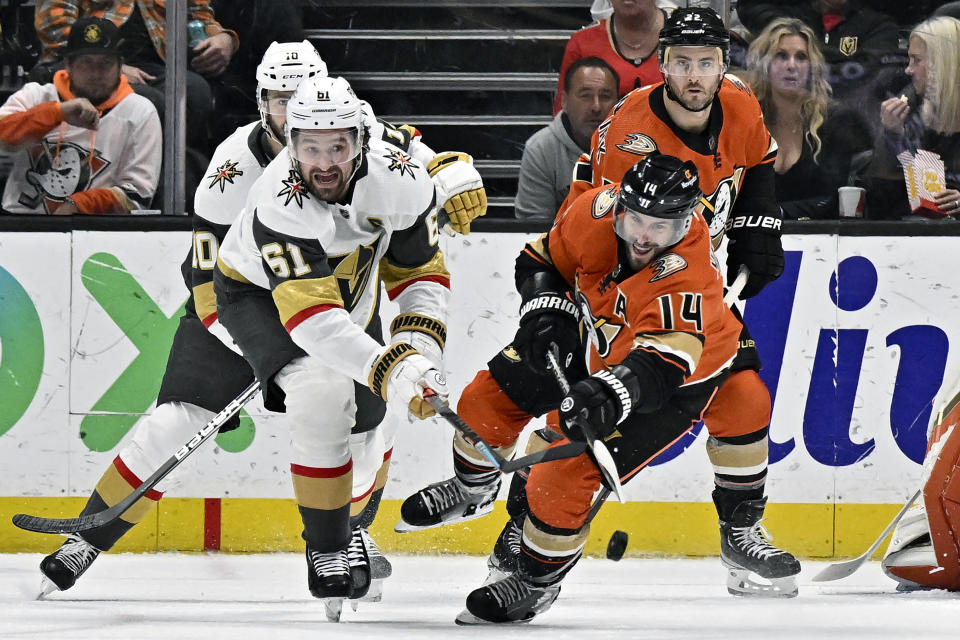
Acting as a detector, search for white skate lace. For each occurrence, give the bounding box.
[487,574,532,608]
[504,520,522,556]
[360,528,383,561]
[347,530,368,568]
[310,549,350,577]
[420,479,469,515]
[732,522,786,560]
[55,536,99,576]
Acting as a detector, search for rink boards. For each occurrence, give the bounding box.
[1,230,958,557]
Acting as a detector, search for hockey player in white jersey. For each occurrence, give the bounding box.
[213,74,449,620]
[35,41,484,603]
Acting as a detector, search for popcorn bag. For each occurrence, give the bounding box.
[898,149,949,218]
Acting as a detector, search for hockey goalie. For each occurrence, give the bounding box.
[882,387,960,591]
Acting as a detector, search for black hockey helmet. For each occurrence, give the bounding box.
[614,154,701,253]
[618,153,702,220]
[658,7,730,66]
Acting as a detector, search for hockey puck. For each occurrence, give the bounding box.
[606,530,628,561]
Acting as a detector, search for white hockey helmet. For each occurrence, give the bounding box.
[285,75,367,170]
[256,40,327,142]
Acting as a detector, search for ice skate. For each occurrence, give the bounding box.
[719,498,800,598]
[396,475,500,532]
[38,534,101,597]
[456,572,560,625]
[483,515,523,584]
[346,527,371,611]
[306,546,352,622]
[359,528,391,602]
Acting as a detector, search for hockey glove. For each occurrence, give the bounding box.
[725,213,784,299]
[558,370,636,443]
[514,292,582,374]
[427,152,487,235]
[368,343,447,419]
[390,312,446,370]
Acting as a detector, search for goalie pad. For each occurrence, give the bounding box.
[882,391,960,590]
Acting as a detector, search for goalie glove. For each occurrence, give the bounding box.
[725,212,785,299]
[558,368,639,442]
[367,343,447,419]
[427,152,487,235]
[390,312,446,370]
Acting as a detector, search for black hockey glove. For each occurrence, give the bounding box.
[558,369,637,443]
[514,291,582,374]
[725,213,784,299]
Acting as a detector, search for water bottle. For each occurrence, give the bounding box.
[187,20,207,48]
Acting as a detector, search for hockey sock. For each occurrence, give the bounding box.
[517,511,587,587]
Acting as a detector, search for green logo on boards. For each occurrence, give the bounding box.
[0,266,45,437]
[79,252,255,453]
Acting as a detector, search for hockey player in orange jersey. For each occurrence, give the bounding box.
[561,7,799,598]
[399,153,770,623]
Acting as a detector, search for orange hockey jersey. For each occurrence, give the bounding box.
[531,183,741,387]
[564,77,777,244]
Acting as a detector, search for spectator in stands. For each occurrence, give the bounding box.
[516,57,618,220]
[0,17,160,214]
[554,0,669,114]
[868,16,960,218]
[736,1,901,104]
[743,18,873,219]
[33,1,238,156]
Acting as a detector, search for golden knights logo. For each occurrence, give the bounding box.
[328,237,381,310]
[277,169,309,207]
[384,149,419,178]
[18,140,108,213]
[207,159,243,193]
[839,36,858,57]
[649,253,688,282]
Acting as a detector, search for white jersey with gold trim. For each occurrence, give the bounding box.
[217,136,448,385]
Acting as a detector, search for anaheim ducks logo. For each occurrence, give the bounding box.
[207,159,243,193]
[649,253,688,282]
[698,166,745,243]
[592,186,618,218]
[615,133,658,157]
[277,170,309,207]
[574,279,623,359]
[328,238,381,310]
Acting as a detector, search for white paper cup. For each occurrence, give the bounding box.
[838,186,865,218]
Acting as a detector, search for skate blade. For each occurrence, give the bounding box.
[394,503,494,533]
[322,597,344,622]
[37,577,59,600]
[454,608,533,626]
[725,568,798,598]
[360,578,383,602]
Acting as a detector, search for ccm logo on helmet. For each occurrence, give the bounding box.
[726,214,782,231]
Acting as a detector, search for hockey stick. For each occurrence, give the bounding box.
[811,488,923,582]
[420,387,587,477]
[724,265,749,306]
[545,348,626,504]
[12,381,262,535]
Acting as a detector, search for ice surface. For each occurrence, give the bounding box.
[1,553,957,639]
